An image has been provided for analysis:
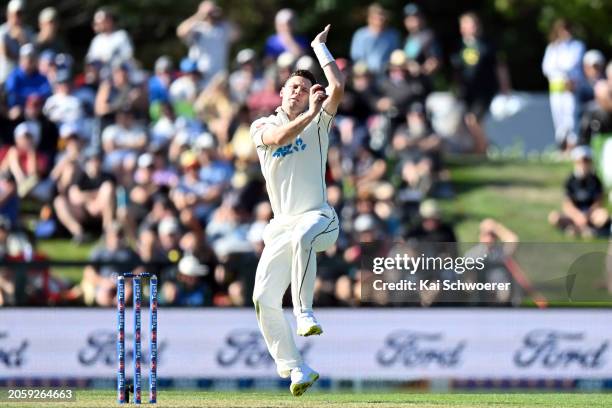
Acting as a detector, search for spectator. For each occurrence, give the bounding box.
[0,173,18,226]
[86,8,133,67]
[95,61,147,124]
[195,73,237,144]
[42,70,84,128]
[464,219,528,306]
[0,0,34,84]
[5,44,52,120]
[548,146,609,238]
[53,150,115,243]
[81,222,140,306]
[375,49,431,129]
[350,3,400,75]
[169,58,202,119]
[393,102,442,199]
[101,108,147,172]
[264,9,308,60]
[0,122,52,201]
[451,12,510,154]
[229,49,264,104]
[580,61,612,145]
[0,216,14,305]
[542,19,585,150]
[405,199,457,243]
[22,94,60,162]
[577,50,605,106]
[35,7,67,55]
[161,254,210,306]
[148,56,174,119]
[49,123,83,196]
[402,3,441,77]
[176,1,238,83]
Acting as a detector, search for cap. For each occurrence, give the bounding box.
[39,50,56,62]
[571,145,592,161]
[353,61,369,76]
[275,8,295,25]
[195,132,215,150]
[419,199,441,219]
[14,122,33,138]
[154,56,173,73]
[19,43,36,58]
[158,217,180,236]
[179,58,198,73]
[180,150,198,168]
[583,49,605,67]
[354,213,377,233]
[111,60,130,72]
[55,69,71,84]
[409,101,425,114]
[137,153,154,168]
[83,148,103,161]
[59,123,81,139]
[236,48,256,65]
[277,52,295,69]
[7,0,23,13]
[39,7,58,23]
[178,255,209,277]
[389,49,407,67]
[403,3,422,16]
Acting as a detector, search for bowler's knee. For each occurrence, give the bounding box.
[291,230,312,252]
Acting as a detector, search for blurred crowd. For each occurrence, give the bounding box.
[0,1,611,307]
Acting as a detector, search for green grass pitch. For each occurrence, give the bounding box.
[8,390,612,408]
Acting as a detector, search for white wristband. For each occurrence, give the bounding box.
[312,43,335,67]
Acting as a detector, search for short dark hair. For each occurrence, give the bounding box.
[287,69,316,86]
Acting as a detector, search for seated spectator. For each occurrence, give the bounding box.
[0,173,18,227]
[350,3,400,76]
[148,56,174,120]
[95,61,147,124]
[53,150,115,243]
[577,50,605,106]
[161,254,210,306]
[375,49,431,129]
[264,9,308,60]
[5,43,52,120]
[169,58,202,119]
[0,0,35,84]
[229,49,264,105]
[337,62,378,125]
[405,199,457,243]
[20,94,60,162]
[42,70,84,128]
[171,150,215,228]
[246,74,281,117]
[156,216,183,273]
[194,73,236,144]
[73,58,103,116]
[393,102,443,197]
[580,61,612,145]
[101,108,147,172]
[35,7,67,55]
[0,122,52,201]
[402,4,441,77]
[549,146,609,238]
[80,222,140,306]
[86,8,133,67]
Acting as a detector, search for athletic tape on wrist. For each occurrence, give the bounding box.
[312,43,335,67]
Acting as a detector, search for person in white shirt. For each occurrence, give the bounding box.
[86,8,133,67]
[250,24,344,397]
[176,1,238,85]
[542,19,585,150]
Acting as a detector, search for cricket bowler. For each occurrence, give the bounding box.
[250,24,344,396]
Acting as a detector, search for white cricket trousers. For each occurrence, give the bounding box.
[252,204,339,377]
[549,91,578,146]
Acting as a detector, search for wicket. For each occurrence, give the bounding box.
[117,273,158,404]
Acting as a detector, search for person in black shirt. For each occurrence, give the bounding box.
[451,12,510,154]
[549,146,609,237]
[54,150,116,243]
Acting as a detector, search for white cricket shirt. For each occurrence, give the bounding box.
[251,107,334,216]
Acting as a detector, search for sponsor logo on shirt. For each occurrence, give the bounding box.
[272,138,307,159]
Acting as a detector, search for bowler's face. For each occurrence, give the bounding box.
[281,76,311,112]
